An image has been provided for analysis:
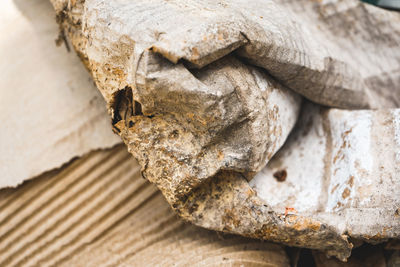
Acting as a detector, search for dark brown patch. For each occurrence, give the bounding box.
[395,208,400,217]
[342,188,351,199]
[133,101,143,116]
[111,87,133,125]
[273,169,287,182]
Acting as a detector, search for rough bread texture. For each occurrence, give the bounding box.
[251,102,400,243]
[50,0,400,260]
[49,0,302,205]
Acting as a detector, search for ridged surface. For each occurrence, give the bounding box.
[0,145,289,266]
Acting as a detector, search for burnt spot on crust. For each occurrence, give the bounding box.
[111,87,134,125]
[273,169,287,182]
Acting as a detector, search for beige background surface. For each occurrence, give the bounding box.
[0,0,120,188]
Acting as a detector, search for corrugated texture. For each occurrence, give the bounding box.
[0,145,289,267]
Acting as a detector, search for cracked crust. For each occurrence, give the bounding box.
[49,0,400,260]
